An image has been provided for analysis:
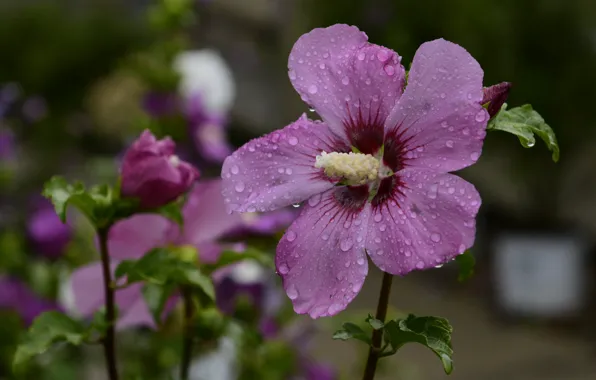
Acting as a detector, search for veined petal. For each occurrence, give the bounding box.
[108,214,174,260]
[222,115,342,213]
[289,24,405,144]
[181,180,243,245]
[365,169,480,275]
[384,39,487,172]
[275,189,371,318]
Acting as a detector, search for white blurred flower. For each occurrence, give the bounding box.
[174,49,236,114]
[186,336,238,380]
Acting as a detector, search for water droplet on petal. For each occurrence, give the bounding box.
[288,136,298,145]
[405,239,412,246]
[285,168,293,175]
[235,182,245,193]
[431,233,441,243]
[341,76,350,85]
[357,52,366,61]
[292,203,300,208]
[416,261,425,269]
[230,165,239,174]
[308,84,318,94]
[289,70,296,80]
[376,49,389,62]
[340,239,353,252]
[470,151,480,161]
[308,193,321,207]
[286,231,297,242]
[440,92,446,99]
[376,249,384,256]
[319,63,326,69]
[287,285,299,300]
[357,257,365,265]
[475,110,486,122]
[458,244,467,253]
[374,213,383,222]
[278,263,289,274]
[383,65,395,76]
[445,140,454,148]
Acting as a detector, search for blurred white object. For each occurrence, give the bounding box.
[187,337,238,380]
[173,49,235,114]
[493,233,588,317]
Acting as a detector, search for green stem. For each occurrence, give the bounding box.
[180,288,194,380]
[98,226,119,380]
[362,272,393,380]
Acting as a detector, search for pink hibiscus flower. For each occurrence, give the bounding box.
[68,179,242,329]
[221,24,487,318]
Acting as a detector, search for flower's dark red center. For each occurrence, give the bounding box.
[342,101,384,155]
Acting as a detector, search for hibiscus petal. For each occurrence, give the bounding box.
[222,115,340,213]
[108,214,174,260]
[288,24,406,143]
[365,169,480,275]
[71,262,162,330]
[182,180,243,245]
[275,189,370,318]
[384,39,487,172]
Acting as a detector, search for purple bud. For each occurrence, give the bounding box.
[482,82,512,117]
[28,206,71,259]
[120,130,200,209]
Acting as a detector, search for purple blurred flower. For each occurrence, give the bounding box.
[0,277,59,326]
[22,96,47,123]
[222,25,486,318]
[27,202,72,259]
[303,363,337,380]
[120,129,200,209]
[225,208,298,238]
[0,128,15,160]
[67,180,243,329]
[482,82,512,117]
[142,92,180,118]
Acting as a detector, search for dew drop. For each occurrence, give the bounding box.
[357,257,365,265]
[376,249,384,256]
[475,110,486,122]
[357,52,366,61]
[235,182,245,193]
[458,244,467,253]
[288,136,299,146]
[341,77,350,85]
[440,92,446,99]
[308,84,318,94]
[405,239,412,246]
[308,193,321,207]
[374,213,383,222]
[383,65,395,76]
[278,263,289,274]
[287,285,299,300]
[292,203,301,208]
[445,140,454,148]
[441,121,449,128]
[376,49,389,62]
[470,151,480,161]
[286,231,297,242]
[430,233,441,243]
[416,261,425,269]
[447,187,455,194]
[435,264,444,269]
[230,165,239,174]
[319,63,326,69]
[289,70,296,80]
[340,239,353,252]
[285,168,293,175]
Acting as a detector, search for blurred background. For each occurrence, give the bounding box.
[1,0,596,379]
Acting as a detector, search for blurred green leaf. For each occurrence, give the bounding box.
[12,312,87,371]
[204,246,274,275]
[455,250,475,282]
[42,176,96,223]
[116,248,214,301]
[365,314,385,330]
[332,322,372,345]
[382,315,453,374]
[142,282,176,325]
[487,104,559,162]
[154,201,184,227]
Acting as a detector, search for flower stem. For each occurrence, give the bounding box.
[362,272,393,380]
[180,288,194,380]
[98,226,119,380]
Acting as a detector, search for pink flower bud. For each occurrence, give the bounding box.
[120,130,199,208]
[482,82,512,117]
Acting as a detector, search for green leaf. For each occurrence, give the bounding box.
[487,104,559,162]
[455,250,475,282]
[42,176,97,223]
[142,283,175,325]
[366,314,385,330]
[382,315,454,374]
[154,201,184,227]
[332,322,372,345]
[13,312,87,371]
[204,246,274,275]
[116,248,215,300]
